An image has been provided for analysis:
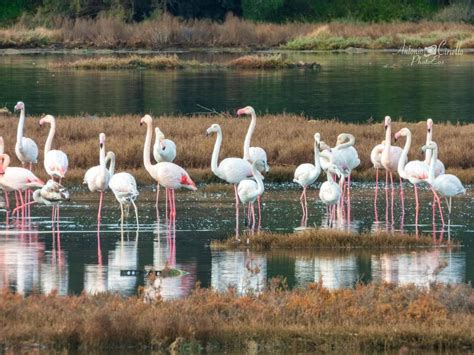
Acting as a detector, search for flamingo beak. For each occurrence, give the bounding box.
[99,143,103,149]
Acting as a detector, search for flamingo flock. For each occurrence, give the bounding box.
[0,102,467,240]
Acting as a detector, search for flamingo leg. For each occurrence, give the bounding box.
[385,170,389,226]
[4,190,9,210]
[56,206,61,236]
[251,203,256,231]
[347,174,351,225]
[234,184,240,239]
[165,187,169,223]
[19,190,25,220]
[414,184,419,228]
[131,200,139,230]
[171,189,176,221]
[430,187,445,227]
[120,202,124,227]
[155,184,160,211]
[97,191,104,223]
[399,177,405,212]
[299,188,306,222]
[390,172,394,225]
[257,195,262,230]
[374,168,379,222]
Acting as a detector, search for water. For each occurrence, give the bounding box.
[0,186,472,298]
[0,51,472,122]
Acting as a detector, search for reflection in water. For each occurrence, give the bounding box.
[211,250,267,294]
[371,249,465,287]
[107,236,138,294]
[295,254,357,290]
[84,265,107,294]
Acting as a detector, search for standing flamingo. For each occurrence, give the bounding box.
[14,101,38,169]
[394,128,429,228]
[424,118,445,177]
[108,152,139,229]
[153,127,176,163]
[83,133,111,222]
[39,115,68,182]
[370,139,385,219]
[293,133,321,226]
[141,115,196,220]
[0,153,44,218]
[319,165,342,226]
[0,137,10,209]
[423,141,465,220]
[206,123,252,238]
[381,116,405,224]
[238,160,265,237]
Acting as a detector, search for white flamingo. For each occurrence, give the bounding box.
[423,141,465,220]
[370,139,385,212]
[424,118,445,177]
[238,160,265,235]
[206,123,252,238]
[14,101,38,169]
[237,106,270,173]
[395,128,430,227]
[153,127,176,163]
[293,133,321,225]
[319,165,342,225]
[108,152,139,228]
[141,115,196,220]
[39,115,68,182]
[83,133,111,222]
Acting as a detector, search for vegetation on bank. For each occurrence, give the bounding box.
[212,229,442,251]
[1,15,473,50]
[1,282,473,351]
[52,54,320,70]
[0,113,472,185]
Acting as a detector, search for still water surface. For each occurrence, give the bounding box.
[0,52,472,122]
[0,186,472,298]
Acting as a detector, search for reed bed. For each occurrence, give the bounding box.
[0,113,472,185]
[212,229,438,251]
[1,282,473,351]
[1,15,473,49]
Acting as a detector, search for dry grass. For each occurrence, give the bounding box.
[212,229,439,251]
[1,14,473,49]
[0,113,472,185]
[1,282,473,351]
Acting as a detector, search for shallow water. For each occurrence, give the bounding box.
[0,52,472,122]
[0,185,472,298]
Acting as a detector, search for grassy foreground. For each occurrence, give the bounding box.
[1,282,473,351]
[0,15,473,50]
[52,54,320,70]
[0,113,472,185]
[212,229,441,251]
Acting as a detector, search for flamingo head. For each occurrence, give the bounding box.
[384,115,391,131]
[39,114,54,127]
[14,101,24,112]
[155,127,165,148]
[0,154,10,175]
[140,114,152,126]
[394,128,409,142]
[328,164,342,178]
[422,141,437,152]
[206,123,221,136]
[427,118,433,133]
[99,133,106,149]
[319,140,331,152]
[236,106,255,117]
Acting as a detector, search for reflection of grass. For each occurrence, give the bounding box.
[0,114,472,185]
[52,54,320,70]
[212,229,440,251]
[1,282,473,351]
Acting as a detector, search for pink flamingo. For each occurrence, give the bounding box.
[381,116,405,224]
[293,133,321,227]
[0,153,44,218]
[395,128,432,229]
[39,115,68,182]
[206,123,252,239]
[83,133,111,222]
[237,106,269,224]
[141,115,196,220]
[424,118,445,177]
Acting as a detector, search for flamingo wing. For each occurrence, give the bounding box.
[45,149,69,178]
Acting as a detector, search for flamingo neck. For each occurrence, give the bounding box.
[44,119,56,155]
[424,129,433,165]
[107,153,115,177]
[143,121,155,176]
[211,129,222,176]
[99,144,106,179]
[427,145,437,184]
[314,140,320,170]
[335,135,354,150]
[383,124,392,156]
[398,131,411,179]
[17,108,25,147]
[243,112,256,160]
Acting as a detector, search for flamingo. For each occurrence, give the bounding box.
[0,137,10,209]
[108,152,139,228]
[39,115,68,182]
[370,140,385,217]
[424,118,445,177]
[83,133,111,222]
[0,153,44,218]
[394,128,430,228]
[319,165,342,225]
[14,101,38,169]
[238,160,265,236]
[153,127,176,163]
[381,116,405,223]
[141,115,196,220]
[236,106,270,173]
[293,133,321,226]
[423,141,465,221]
[206,123,252,238]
